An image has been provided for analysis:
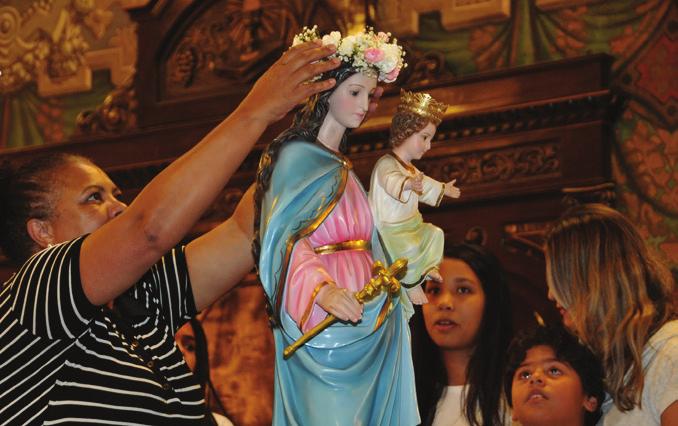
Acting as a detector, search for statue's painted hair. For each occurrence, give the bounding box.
[252,63,359,262]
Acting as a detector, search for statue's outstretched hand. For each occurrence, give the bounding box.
[445,179,461,199]
[239,41,341,124]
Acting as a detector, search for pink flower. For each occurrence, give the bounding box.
[364,48,385,63]
[384,66,400,82]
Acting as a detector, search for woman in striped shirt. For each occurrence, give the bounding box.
[0,41,343,425]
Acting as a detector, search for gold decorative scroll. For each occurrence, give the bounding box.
[503,221,551,255]
[376,0,511,37]
[535,0,602,11]
[0,0,148,97]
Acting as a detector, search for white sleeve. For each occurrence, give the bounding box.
[420,174,445,207]
[643,337,678,418]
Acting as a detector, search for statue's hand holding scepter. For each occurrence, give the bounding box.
[283,259,408,359]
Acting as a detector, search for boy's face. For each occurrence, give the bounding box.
[511,345,598,426]
[398,121,436,161]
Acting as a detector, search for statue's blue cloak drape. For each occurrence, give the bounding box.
[258,140,419,426]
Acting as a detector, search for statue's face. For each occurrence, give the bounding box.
[326,72,377,130]
[397,121,436,162]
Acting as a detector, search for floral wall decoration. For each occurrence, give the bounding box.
[0,0,143,148]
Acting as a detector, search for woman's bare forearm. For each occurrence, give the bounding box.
[80,43,339,305]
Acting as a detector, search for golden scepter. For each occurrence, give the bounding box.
[283,258,407,359]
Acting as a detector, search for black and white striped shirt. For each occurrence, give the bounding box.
[0,236,208,425]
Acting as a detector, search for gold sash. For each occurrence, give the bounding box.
[313,240,371,255]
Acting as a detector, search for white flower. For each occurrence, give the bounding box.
[338,35,357,56]
[379,58,396,74]
[379,44,402,72]
[293,26,319,46]
[322,31,341,47]
[290,26,406,82]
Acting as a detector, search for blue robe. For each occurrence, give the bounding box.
[258,140,420,425]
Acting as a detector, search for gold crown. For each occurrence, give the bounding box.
[397,89,449,125]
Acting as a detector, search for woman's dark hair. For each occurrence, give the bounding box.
[411,243,513,426]
[252,63,359,262]
[504,325,605,426]
[0,153,89,266]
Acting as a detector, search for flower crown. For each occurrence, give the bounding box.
[292,26,406,83]
[398,89,449,125]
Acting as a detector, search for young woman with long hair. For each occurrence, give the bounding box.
[412,243,513,426]
[546,203,677,425]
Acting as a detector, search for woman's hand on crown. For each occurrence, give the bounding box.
[240,41,341,124]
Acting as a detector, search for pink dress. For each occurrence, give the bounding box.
[285,174,374,332]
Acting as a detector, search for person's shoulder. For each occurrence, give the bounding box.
[647,320,678,350]
[643,320,678,384]
[659,319,678,335]
[15,236,87,275]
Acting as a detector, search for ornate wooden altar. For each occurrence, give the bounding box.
[5,55,618,321]
[0,1,621,423]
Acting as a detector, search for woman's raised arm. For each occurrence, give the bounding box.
[80,42,340,306]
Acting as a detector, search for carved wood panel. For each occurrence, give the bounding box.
[130,0,348,127]
[376,0,511,37]
[0,0,141,97]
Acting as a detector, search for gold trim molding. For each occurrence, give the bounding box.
[534,0,602,11]
[0,0,149,97]
[376,0,511,37]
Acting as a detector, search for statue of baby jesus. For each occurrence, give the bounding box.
[369,90,461,304]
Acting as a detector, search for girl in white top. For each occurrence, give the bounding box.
[545,204,677,425]
[411,243,514,426]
